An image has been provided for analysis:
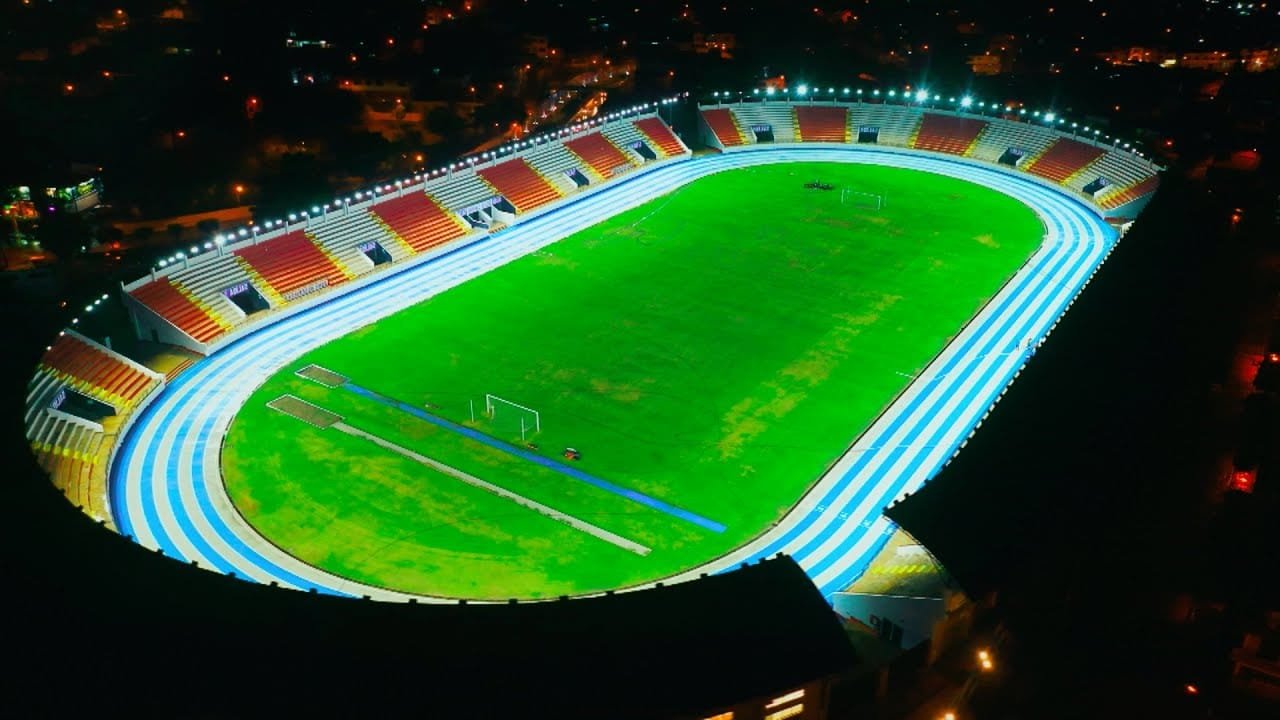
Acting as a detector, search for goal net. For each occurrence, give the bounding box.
[484,394,541,440]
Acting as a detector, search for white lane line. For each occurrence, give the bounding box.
[335,422,652,557]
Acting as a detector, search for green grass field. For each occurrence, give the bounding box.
[222,162,1043,599]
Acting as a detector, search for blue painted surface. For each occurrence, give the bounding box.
[341,382,728,533]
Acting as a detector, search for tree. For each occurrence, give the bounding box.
[167,223,184,244]
[427,105,466,141]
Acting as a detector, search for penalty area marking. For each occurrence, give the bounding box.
[267,395,343,429]
[332,422,651,557]
[265,395,650,556]
[295,364,349,388]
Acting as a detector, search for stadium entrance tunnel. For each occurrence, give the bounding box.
[566,169,590,188]
[360,241,394,267]
[57,388,115,423]
[857,126,880,144]
[226,283,271,315]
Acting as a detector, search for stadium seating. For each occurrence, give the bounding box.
[847,104,924,146]
[1098,175,1160,210]
[426,172,500,212]
[966,118,1059,164]
[912,113,989,155]
[633,117,688,157]
[129,277,230,343]
[370,192,471,253]
[1025,138,1106,184]
[521,142,586,188]
[600,120,659,160]
[701,107,748,147]
[164,254,261,320]
[729,103,797,142]
[308,208,411,269]
[1066,146,1157,195]
[234,230,351,299]
[565,132,636,179]
[39,332,161,412]
[477,158,564,213]
[795,105,850,142]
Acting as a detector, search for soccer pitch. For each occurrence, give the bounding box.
[221,161,1043,599]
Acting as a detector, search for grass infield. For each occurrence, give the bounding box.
[221,161,1043,599]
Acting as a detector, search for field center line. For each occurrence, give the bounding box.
[331,422,651,556]
[339,382,728,533]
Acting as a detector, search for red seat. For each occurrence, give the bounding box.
[1099,175,1159,210]
[565,132,634,178]
[370,194,468,253]
[795,106,849,142]
[130,278,226,343]
[701,108,746,147]
[235,230,347,296]
[633,117,686,157]
[1026,138,1106,184]
[477,158,563,213]
[912,114,988,155]
[41,334,158,407]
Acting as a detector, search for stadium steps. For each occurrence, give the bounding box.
[911,113,989,155]
[234,231,349,302]
[700,107,748,148]
[1098,175,1159,210]
[173,280,237,330]
[129,278,231,344]
[310,232,361,280]
[794,106,850,142]
[231,256,287,307]
[476,158,564,214]
[564,132,636,181]
[1025,138,1107,184]
[633,117,688,157]
[369,192,471,254]
[38,333,161,412]
[370,214,419,257]
[963,126,987,157]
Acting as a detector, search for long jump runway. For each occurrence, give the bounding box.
[110,146,1118,601]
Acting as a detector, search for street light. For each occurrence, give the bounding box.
[233,184,245,204]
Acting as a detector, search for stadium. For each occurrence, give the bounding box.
[23,91,1159,608]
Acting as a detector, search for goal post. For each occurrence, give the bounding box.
[840,188,884,210]
[484,394,541,439]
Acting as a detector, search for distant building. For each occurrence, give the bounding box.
[1179,51,1240,71]
[968,53,1004,76]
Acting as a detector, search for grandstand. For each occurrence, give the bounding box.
[633,117,689,157]
[25,331,163,525]
[425,171,498,213]
[520,141,589,188]
[1025,137,1106,184]
[477,157,565,213]
[727,102,796,142]
[847,103,924,146]
[234,230,352,301]
[911,113,988,156]
[565,131,637,179]
[1098,175,1160,211]
[308,207,411,270]
[795,105,850,143]
[129,277,232,344]
[369,192,471,254]
[700,107,748,148]
[39,332,162,412]
[966,117,1059,164]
